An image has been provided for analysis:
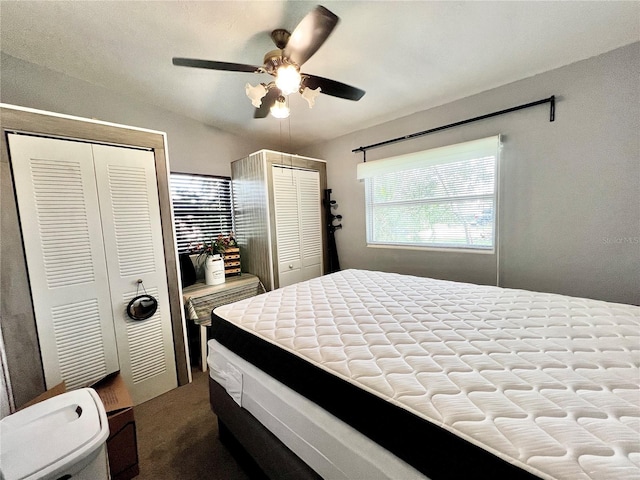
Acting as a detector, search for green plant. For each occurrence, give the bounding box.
[192,233,236,260]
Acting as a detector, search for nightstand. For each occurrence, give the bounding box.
[182,274,265,371]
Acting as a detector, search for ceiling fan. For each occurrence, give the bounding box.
[172,5,365,119]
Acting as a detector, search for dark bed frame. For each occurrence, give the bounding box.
[209,376,321,480]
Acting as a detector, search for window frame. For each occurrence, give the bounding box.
[362,137,500,254]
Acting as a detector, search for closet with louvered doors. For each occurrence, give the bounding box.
[272,166,323,288]
[8,133,177,405]
[231,150,327,291]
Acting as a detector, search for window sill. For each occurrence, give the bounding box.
[366,243,495,255]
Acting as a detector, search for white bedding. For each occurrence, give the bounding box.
[212,269,640,480]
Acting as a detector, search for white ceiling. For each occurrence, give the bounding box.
[1,1,638,151]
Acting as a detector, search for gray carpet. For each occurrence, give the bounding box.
[134,370,252,480]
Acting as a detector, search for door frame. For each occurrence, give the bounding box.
[0,104,190,408]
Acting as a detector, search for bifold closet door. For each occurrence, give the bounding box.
[297,169,323,280]
[92,144,177,404]
[8,134,120,389]
[9,134,177,404]
[272,166,322,288]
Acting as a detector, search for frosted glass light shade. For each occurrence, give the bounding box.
[270,96,290,119]
[275,65,301,95]
[301,86,321,108]
[245,83,268,108]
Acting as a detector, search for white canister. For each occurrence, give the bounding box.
[204,254,225,285]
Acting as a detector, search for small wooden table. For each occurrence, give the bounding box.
[182,274,265,371]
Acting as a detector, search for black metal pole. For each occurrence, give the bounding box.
[353,95,555,156]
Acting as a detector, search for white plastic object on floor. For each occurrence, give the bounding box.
[0,388,110,480]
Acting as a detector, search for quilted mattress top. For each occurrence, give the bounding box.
[214,269,640,480]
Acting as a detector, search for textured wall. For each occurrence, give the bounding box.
[0,53,269,176]
[302,43,640,305]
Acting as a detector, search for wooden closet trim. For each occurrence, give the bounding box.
[0,106,189,407]
[1,107,166,149]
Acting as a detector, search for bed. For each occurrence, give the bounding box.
[207,269,640,479]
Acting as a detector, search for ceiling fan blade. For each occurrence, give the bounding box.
[172,57,261,73]
[302,74,365,101]
[283,6,339,67]
[254,87,281,118]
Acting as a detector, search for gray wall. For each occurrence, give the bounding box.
[1,53,270,175]
[1,44,637,307]
[302,43,640,306]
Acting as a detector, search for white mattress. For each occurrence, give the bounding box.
[212,269,640,480]
[208,338,427,480]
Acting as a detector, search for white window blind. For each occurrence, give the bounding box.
[360,136,500,251]
[170,173,233,253]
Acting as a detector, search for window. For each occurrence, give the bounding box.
[170,173,233,253]
[358,136,500,251]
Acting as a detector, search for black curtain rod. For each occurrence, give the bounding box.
[352,95,555,156]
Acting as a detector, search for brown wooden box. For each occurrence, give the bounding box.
[106,406,139,480]
[223,247,241,277]
[93,373,139,480]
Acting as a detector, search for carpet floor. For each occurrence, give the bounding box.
[134,370,253,480]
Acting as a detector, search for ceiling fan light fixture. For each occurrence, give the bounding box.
[270,95,290,119]
[245,82,268,107]
[174,6,365,120]
[275,65,301,95]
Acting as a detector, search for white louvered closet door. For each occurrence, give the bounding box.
[297,169,322,282]
[92,145,177,405]
[273,166,301,287]
[272,166,322,288]
[8,134,120,390]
